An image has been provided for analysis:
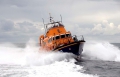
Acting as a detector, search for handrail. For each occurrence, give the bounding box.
[72,35,84,41]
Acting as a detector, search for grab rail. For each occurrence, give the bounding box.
[72,35,84,41]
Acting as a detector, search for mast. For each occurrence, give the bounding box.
[60,15,62,23]
[49,13,54,23]
[42,18,46,35]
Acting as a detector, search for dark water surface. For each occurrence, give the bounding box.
[76,59,120,77]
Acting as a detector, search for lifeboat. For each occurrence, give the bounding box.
[39,14,85,59]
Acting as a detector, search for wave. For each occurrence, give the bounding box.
[0,39,98,77]
[83,41,120,62]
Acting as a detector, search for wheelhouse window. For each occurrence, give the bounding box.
[48,38,52,43]
[56,36,60,40]
[66,34,71,37]
[61,35,65,38]
[53,37,55,40]
[52,34,69,41]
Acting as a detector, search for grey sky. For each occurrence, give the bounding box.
[0,0,120,43]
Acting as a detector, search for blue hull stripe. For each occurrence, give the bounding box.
[53,41,85,55]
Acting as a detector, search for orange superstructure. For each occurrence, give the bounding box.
[39,22,74,50]
[39,14,85,58]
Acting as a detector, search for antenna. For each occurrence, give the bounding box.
[42,18,46,35]
[60,14,62,23]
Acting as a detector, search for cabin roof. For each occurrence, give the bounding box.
[46,21,64,32]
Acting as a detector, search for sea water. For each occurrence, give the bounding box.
[0,39,120,77]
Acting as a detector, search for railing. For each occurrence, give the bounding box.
[72,35,84,41]
[81,35,84,41]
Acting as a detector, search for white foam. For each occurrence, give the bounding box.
[0,39,98,77]
[27,59,98,77]
[0,40,74,65]
[0,43,25,64]
[83,41,120,62]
